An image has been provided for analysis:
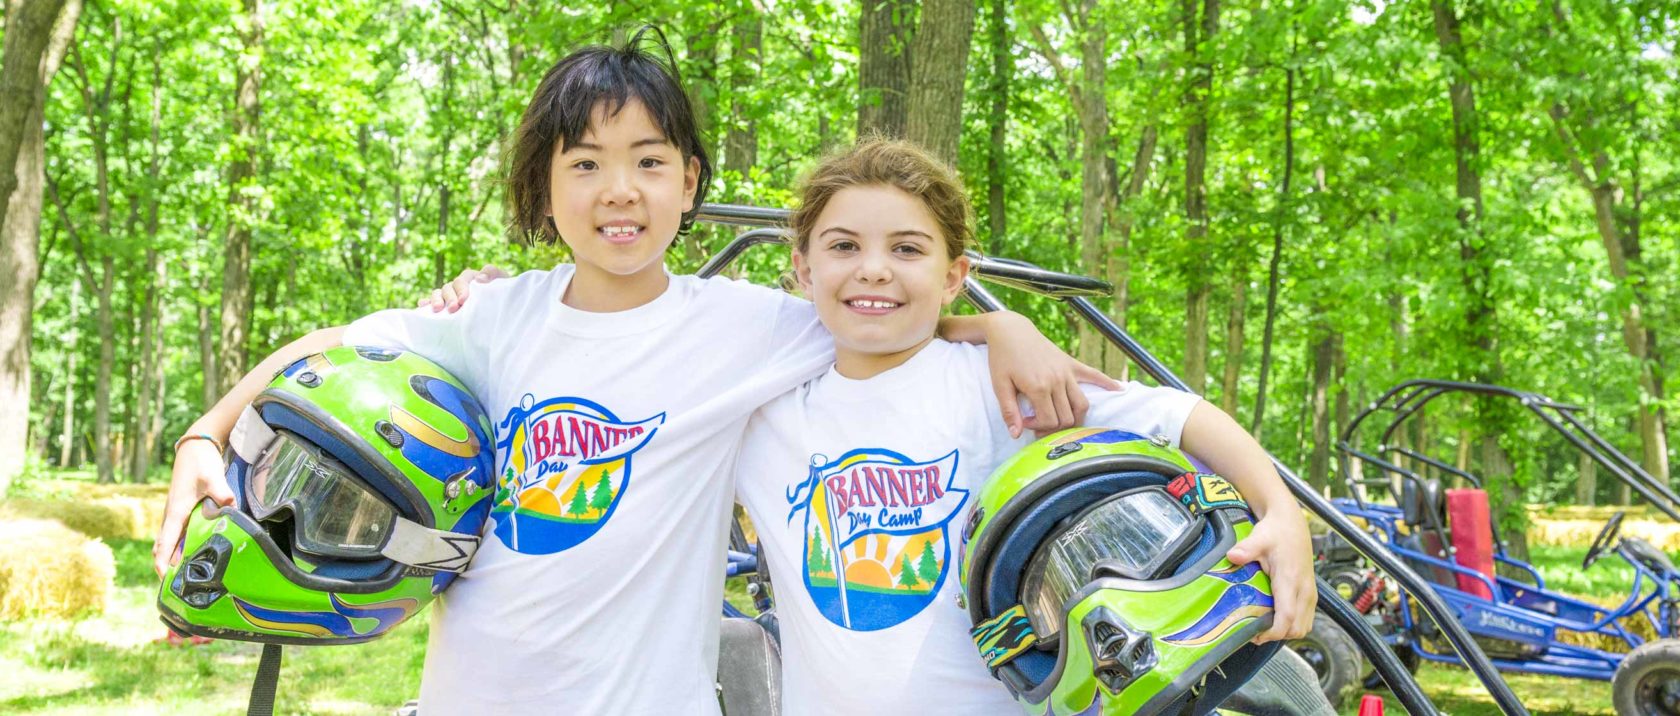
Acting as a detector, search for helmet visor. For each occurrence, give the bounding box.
[1020,489,1196,644]
[247,431,397,560]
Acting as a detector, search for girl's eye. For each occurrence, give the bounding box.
[829,240,858,252]
[574,160,597,171]
[640,157,664,169]
[894,243,927,256]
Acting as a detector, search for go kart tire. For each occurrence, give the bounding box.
[1362,643,1421,690]
[1613,638,1680,716]
[1286,611,1362,709]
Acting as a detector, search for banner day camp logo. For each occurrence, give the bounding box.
[786,448,968,631]
[492,395,663,554]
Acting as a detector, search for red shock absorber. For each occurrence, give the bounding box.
[1352,574,1386,614]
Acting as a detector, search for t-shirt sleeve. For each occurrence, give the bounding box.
[966,344,1202,470]
[760,290,833,377]
[341,304,484,396]
[1081,382,1203,447]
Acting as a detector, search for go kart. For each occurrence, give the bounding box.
[1315,379,1680,715]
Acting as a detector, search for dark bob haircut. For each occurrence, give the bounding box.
[506,27,714,245]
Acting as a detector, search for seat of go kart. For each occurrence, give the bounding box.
[1399,478,1459,587]
[1400,477,1446,536]
[717,614,782,716]
[1622,536,1677,575]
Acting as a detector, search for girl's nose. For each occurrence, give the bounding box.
[855,248,892,284]
[601,167,640,205]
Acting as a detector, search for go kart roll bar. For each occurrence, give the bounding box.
[692,203,1522,715]
[1343,379,1680,522]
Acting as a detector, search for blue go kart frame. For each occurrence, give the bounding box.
[1330,379,1680,714]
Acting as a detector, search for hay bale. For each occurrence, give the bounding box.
[0,496,151,541]
[0,519,115,620]
[1528,516,1680,552]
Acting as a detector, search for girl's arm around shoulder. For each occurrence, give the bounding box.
[939,311,1120,438]
[152,325,346,578]
[1180,402,1315,643]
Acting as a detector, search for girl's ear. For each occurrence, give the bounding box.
[791,247,815,294]
[942,254,971,305]
[683,155,701,212]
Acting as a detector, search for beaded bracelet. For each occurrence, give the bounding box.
[173,432,223,454]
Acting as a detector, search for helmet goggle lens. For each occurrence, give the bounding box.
[247,432,396,560]
[1020,488,1196,644]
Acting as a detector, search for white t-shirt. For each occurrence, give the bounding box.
[342,266,832,715]
[735,339,1200,716]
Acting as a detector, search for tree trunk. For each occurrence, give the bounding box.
[93,254,113,484]
[1332,336,1349,496]
[1549,109,1669,485]
[857,0,912,138]
[58,278,78,467]
[725,10,761,179]
[905,0,975,164]
[1103,125,1158,381]
[1456,428,1471,473]
[1181,0,1219,394]
[1433,0,1519,536]
[1308,328,1335,491]
[1073,0,1108,370]
[0,0,79,493]
[1220,263,1247,416]
[1576,448,1597,506]
[129,42,164,483]
[1484,435,1527,560]
[985,0,1009,255]
[217,0,263,395]
[62,16,122,486]
[1251,65,1293,439]
[194,227,218,411]
[0,0,70,231]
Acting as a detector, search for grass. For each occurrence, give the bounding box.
[0,480,1655,714]
[1328,544,1637,715]
[0,539,427,715]
[0,538,761,715]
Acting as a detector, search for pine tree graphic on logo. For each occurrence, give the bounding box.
[786,448,967,631]
[491,395,664,555]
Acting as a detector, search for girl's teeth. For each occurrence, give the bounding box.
[850,300,897,309]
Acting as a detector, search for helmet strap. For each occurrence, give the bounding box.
[231,405,277,462]
[382,517,480,573]
[247,643,283,716]
[971,604,1038,669]
[1165,472,1250,517]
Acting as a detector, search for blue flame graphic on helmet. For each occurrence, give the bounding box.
[391,375,496,494]
[1162,583,1274,647]
[1207,561,1264,584]
[232,595,422,638]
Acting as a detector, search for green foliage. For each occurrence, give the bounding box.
[19,0,1678,528]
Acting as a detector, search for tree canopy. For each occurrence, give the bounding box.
[2,0,1675,539]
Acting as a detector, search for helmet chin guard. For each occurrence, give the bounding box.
[961,428,1281,716]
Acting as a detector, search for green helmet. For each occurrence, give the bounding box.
[158,346,496,645]
[960,428,1281,716]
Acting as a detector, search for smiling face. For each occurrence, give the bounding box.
[547,99,700,310]
[794,184,970,379]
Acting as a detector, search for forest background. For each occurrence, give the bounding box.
[0,0,1676,550]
